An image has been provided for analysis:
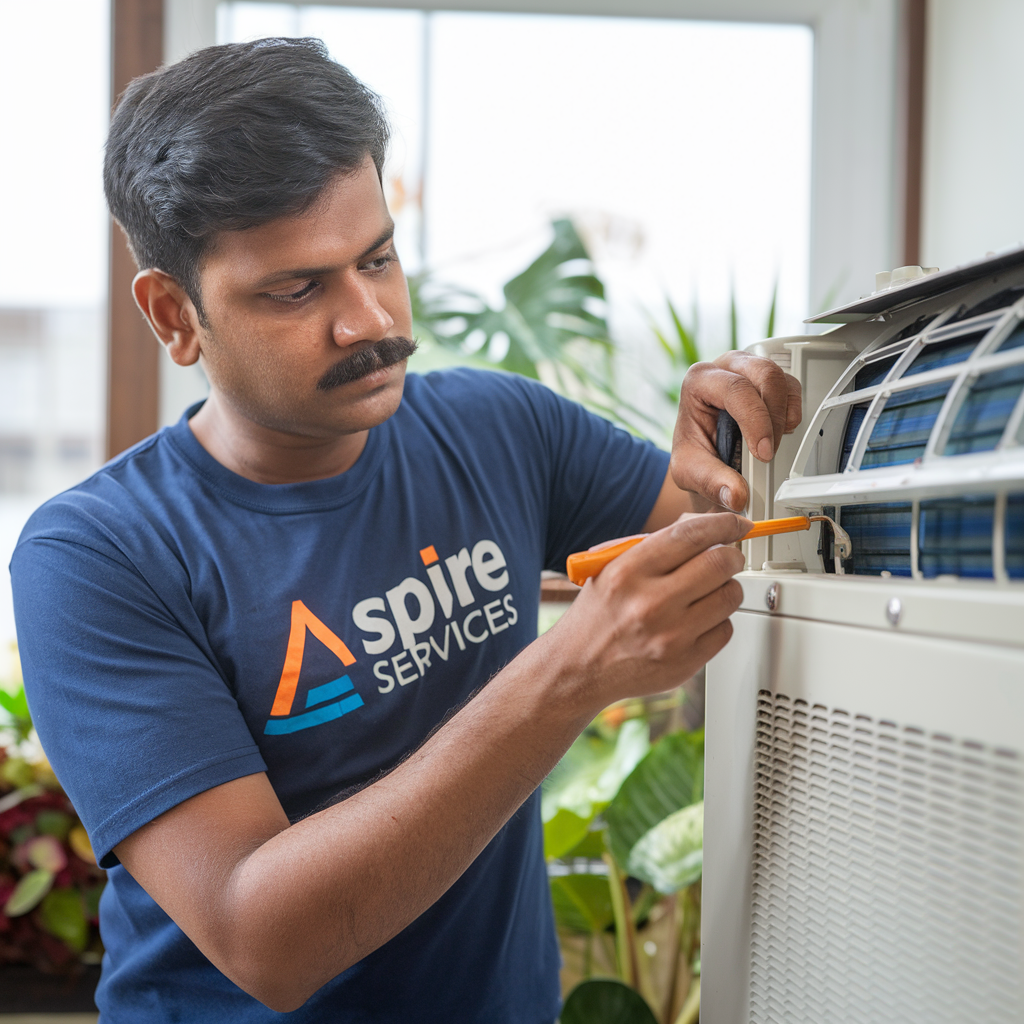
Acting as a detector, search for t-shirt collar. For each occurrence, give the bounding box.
[164,400,390,514]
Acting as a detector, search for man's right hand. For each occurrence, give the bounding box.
[544,511,750,714]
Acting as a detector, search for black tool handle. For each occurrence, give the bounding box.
[716,409,743,472]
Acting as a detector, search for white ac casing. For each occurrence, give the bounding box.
[702,249,1024,1024]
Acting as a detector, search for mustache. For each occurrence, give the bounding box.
[315,336,419,391]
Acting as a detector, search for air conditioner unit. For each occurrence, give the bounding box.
[702,250,1024,1024]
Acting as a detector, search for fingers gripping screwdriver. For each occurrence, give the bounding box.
[564,410,851,586]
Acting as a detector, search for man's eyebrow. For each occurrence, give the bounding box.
[357,223,396,261]
[253,223,396,289]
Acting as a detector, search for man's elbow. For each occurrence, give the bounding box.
[225,955,337,1013]
[213,929,361,1013]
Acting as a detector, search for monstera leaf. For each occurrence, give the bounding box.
[412,218,613,382]
[560,978,658,1024]
[604,729,704,886]
[542,719,650,859]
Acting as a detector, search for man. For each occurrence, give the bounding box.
[11,38,799,1022]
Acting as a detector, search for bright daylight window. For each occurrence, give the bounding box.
[216,3,812,431]
[0,0,110,655]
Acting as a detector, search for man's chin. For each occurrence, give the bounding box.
[323,359,408,427]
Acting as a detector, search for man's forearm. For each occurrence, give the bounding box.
[132,627,592,1012]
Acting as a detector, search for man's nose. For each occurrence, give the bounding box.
[331,276,394,346]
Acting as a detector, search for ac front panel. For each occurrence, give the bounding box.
[704,249,1024,1024]
[731,570,1024,659]
[703,596,1024,1024]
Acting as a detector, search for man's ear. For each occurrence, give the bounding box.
[132,269,204,367]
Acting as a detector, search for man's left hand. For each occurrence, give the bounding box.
[670,351,802,513]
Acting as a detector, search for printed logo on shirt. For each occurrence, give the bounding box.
[263,538,518,735]
[352,540,518,695]
[263,601,362,735]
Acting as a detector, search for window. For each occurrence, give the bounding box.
[215,4,813,401]
[0,0,110,651]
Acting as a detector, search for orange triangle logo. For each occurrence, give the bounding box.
[269,600,357,718]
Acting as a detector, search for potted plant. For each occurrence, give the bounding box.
[1,648,106,1011]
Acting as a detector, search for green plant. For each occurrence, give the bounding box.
[410,219,652,429]
[0,652,106,973]
[544,714,706,1024]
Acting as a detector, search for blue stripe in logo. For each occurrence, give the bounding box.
[305,675,354,708]
[265,675,364,735]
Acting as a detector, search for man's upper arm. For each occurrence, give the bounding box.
[522,383,670,568]
[113,773,289,960]
[10,530,266,868]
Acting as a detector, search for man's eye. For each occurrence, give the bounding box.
[365,252,397,272]
[267,281,320,302]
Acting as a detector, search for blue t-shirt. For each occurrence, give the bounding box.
[10,369,668,1023]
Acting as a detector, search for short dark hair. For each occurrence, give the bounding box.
[104,37,390,322]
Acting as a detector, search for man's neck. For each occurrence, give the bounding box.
[188,392,370,485]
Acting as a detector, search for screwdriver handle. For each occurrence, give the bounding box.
[565,516,815,586]
[565,536,646,587]
[716,409,743,472]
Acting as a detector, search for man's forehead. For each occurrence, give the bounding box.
[203,160,393,285]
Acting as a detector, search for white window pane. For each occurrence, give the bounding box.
[427,13,811,344]
[0,0,110,650]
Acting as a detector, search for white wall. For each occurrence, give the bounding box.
[922,0,1024,272]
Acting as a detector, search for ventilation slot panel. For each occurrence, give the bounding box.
[997,323,1024,353]
[750,692,1023,1024]
[1008,495,1024,579]
[862,381,953,468]
[854,354,901,390]
[902,330,987,377]
[838,403,869,473]
[919,495,995,578]
[944,363,1024,455]
[839,502,912,576]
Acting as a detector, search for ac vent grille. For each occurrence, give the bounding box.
[750,690,1023,1023]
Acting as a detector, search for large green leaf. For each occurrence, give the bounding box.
[544,808,592,861]
[3,869,54,917]
[39,889,88,953]
[542,719,650,827]
[560,978,658,1024]
[562,827,608,861]
[626,801,704,894]
[550,874,615,935]
[604,729,704,869]
[413,219,613,382]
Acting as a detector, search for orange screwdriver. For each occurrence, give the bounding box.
[565,515,850,586]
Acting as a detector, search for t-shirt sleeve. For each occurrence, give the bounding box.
[512,378,670,573]
[10,532,266,869]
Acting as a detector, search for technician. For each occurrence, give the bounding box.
[11,38,800,1023]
